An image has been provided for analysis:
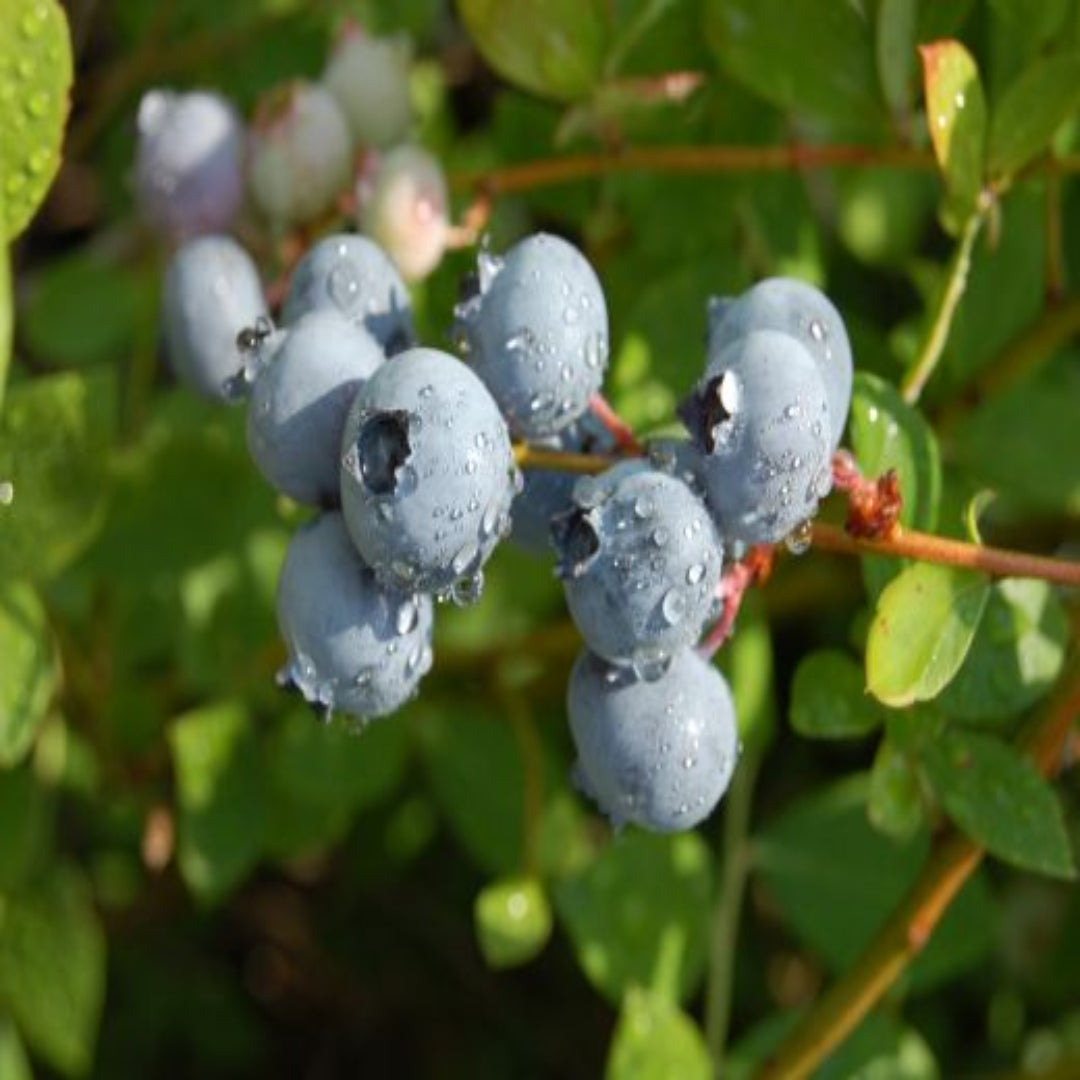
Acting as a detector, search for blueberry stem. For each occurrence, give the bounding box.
[759,658,1080,1080]
[512,443,622,474]
[588,393,645,454]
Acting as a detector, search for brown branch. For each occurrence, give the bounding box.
[450,144,937,197]
[810,521,1080,589]
[758,660,1080,1080]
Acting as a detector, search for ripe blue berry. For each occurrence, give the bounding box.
[276,512,434,723]
[282,233,414,354]
[134,89,244,241]
[452,233,609,439]
[248,81,353,227]
[567,648,739,833]
[162,235,268,401]
[552,461,723,669]
[510,414,615,555]
[323,27,413,149]
[707,278,853,448]
[246,311,385,506]
[357,145,449,282]
[680,330,833,546]
[339,347,516,597]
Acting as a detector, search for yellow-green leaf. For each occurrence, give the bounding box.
[474,876,553,969]
[866,562,990,707]
[919,40,986,226]
[0,0,74,239]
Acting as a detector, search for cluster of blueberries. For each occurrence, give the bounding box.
[142,27,855,834]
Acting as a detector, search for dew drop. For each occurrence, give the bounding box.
[651,526,669,547]
[633,495,654,520]
[661,589,686,626]
[451,570,485,606]
[631,646,671,683]
[328,260,361,312]
[784,520,813,555]
[451,542,479,575]
[686,564,705,585]
[396,598,419,635]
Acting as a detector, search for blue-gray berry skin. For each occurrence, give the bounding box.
[511,413,616,555]
[134,89,244,241]
[553,461,723,668]
[707,278,853,448]
[339,347,516,597]
[452,233,608,439]
[276,512,433,723]
[680,330,832,546]
[282,233,414,354]
[247,311,384,506]
[162,235,268,401]
[567,648,739,833]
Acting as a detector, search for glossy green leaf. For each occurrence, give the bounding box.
[866,562,990,707]
[919,40,987,224]
[849,372,941,597]
[0,865,105,1077]
[456,0,608,102]
[790,649,885,740]
[474,876,553,969]
[0,581,58,766]
[938,578,1068,723]
[988,52,1080,178]
[0,369,116,582]
[755,777,993,989]
[168,700,266,903]
[555,830,712,1005]
[924,729,1075,879]
[0,0,74,239]
[704,0,883,128]
[606,987,711,1080]
[868,732,925,839]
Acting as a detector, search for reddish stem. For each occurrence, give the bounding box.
[698,546,775,660]
[588,394,645,454]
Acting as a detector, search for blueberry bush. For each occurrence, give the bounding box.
[2,1,1080,1077]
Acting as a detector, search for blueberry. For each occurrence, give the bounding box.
[357,145,449,282]
[323,28,413,149]
[162,235,268,401]
[552,461,723,669]
[134,89,244,241]
[567,648,739,832]
[248,81,353,227]
[339,347,516,597]
[510,413,616,556]
[452,233,609,439]
[276,512,434,723]
[282,233,414,354]
[679,330,832,545]
[246,311,385,506]
[707,278,853,448]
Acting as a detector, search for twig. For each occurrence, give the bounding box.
[900,209,986,404]
[810,521,1080,589]
[759,660,1080,1080]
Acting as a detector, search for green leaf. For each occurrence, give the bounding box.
[606,987,711,1080]
[755,777,993,989]
[0,765,52,890]
[704,0,883,128]
[0,865,105,1077]
[0,1015,33,1080]
[456,0,608,102]
[868,731,925,839]
[0,369,116,582]
[420,704,548,876]
[923,729,1075,879]
[919,40,987,225]
[0,0,74,239]
[849,372,941,597]
[988,52,1080,178]
[719,592,776,752]
[877,0,918,117]
[0,582,58,765]
[555,830,711,1005]
[938,578,1068,723]
[0,193,9,413]
[168,700,266,903]
[866,562,990,707]
[473,876,553,969]
[790,649,885,740]
[21,253,143,367]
